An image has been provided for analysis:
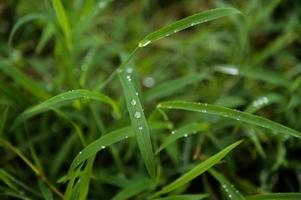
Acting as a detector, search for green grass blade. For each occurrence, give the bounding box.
[0,107,9,136]
[8,12,47,48]
[138,7,241,47]
[152,194,208,200]
[152,140,243,197]
[155,122,209,154]
[214,65,291,87]
[112,178,154,200]
[0,60,50,100]
[12,89,119,129]
[158,101,301,139]
[245,193,301,200]
[118,68,156,178]
[51,0,72,49]
[69,127,133,171]
[144,74,207,101]
[209,169,245,200]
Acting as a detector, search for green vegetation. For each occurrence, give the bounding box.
[1,0,301,199]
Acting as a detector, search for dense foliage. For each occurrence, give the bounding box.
[1,0,301,199]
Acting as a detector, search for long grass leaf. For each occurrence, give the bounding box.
[51,0,72,49]
[245,193,301,200]
[138,7,241,47]
[12,89,119,129]
[152,140,243,197]
[209,169,245,200]
[158,101,301,139]
[118,68,156,178]
[155,122,209,154]
[8,13,47,48]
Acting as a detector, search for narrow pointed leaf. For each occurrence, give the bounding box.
[156,122,208,154]
[209,169,245,200]
[158,101,301,139]
[118,68,156,178]
[12,89,119,129]
[153,140,243,197]
[138,7,241,47]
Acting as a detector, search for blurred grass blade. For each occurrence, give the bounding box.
[77,156,95,200]
[0,60,50,100]
[39,181,53,200]
[51,0,72,49]
[0,107,9,136]
[252,31,297,65]
[0,169,41,197]
[138,7,241,47]
[158,101,301,139]
[214,65,291,87]
[209,169,245,200]
[118,68,156,178]
[155,122,208,154]
[245,94,281,113]
[144,74,207,101]
[8,12,47,48]
[112,178,154,200]
[152,194,208,200]
[152,140,243,197]
[12,89,119,129]
[245,193,301,200]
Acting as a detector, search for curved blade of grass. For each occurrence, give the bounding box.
[245,193,301,200]
[209,169,245,200]
[118,69,156,178]
[8,12,47,48]
[112,178,154,200]
[214,65,291,87]
[155,122,209,154]
[152,140,243,197]
[0,60,50,100]
[0,107,9,136]
[158,101,301,139]
[69,127,132,172]
[12,89,119,129]
[144,74,207,101]
[68,121,166,176]
[152,194,208,200]
[51,0,72,50]
[138,7,241,47]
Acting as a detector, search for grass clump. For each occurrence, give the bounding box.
[1,0,301,199]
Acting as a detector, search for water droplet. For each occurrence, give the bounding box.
[219,66,239,75]
[126,75,132,82]
[125,135,128,139]
[138,126,143,130]
[134,111,141,119]
[135,92,139,96]
[131,99,137,106]
[184,134,188,137]
[126,67,133,74]
[143,76,155,88]
[138,40,151,47]
[101,145,106,149]
[98,1,106,9]
[228,194,232,198]
[191,22,197,26]
[171,131,175,134]
[79,151,82,154]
